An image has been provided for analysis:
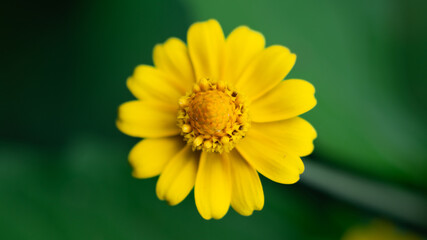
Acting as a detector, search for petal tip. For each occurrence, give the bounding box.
[131,170,145,179]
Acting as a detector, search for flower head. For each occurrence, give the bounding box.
[342,220,422,240]
[117,19,317,219]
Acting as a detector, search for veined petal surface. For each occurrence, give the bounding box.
[195,151,231,220]
[235,45,296,102]
[156,145,199,206]
[116,100,179,138]
[130,136,184,178]
[251,79,316,122]
[127,65,185,104]
[222,26,265,85]
[153,37,195,91]
[227,150,264,216]
[187,19,225,81]
[251,119,317,157]
[236,121,307,184]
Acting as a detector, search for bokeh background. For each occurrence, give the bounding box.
[1,0,426,239]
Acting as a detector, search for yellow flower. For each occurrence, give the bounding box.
[342,220,422,240]
[117,19,317,219]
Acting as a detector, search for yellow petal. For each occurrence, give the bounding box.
[127,65,185,104]
[195,152,231,220]
[251,79,316,122]
[156,145,199,206]
[235,45,296,102]
[187,19,225,81]
[236,122,306,184]
[153,37,195,91]
[226,150,264,216]
[116,100,180,138]
[251,118,317,157]
[129,136,184,179]
[221,26,265,85]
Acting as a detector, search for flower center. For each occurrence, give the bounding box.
[188,90,233,135]
[177,78,250,153]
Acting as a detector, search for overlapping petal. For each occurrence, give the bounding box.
[156,145,199,206]
[116,100,179,138]
[195,151,231,220]
[187,19,225,81]
[227,150,264,216]
[251,118,317,157]
[127,65,185,104]
[129,136,184,178]
[251,79,316,122]
[235,45,296,102]
[222,26,265,85]
[153,37,195,91]
[236,119,310,184]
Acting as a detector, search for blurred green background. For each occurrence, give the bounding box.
[1,0,426,239]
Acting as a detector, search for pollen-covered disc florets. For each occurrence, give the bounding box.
[177,78,250,153]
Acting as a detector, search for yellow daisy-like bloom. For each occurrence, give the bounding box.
[117,19,317,219]
[342,220,422,240]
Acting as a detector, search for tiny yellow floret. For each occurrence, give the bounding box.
[182,124,192,133]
